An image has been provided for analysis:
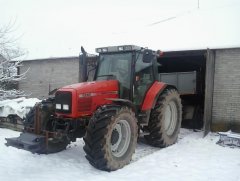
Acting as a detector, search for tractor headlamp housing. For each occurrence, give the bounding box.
[124,45,133,51]
[118,46,124,51]
[96,47,108,53]
[55,91,72,114]
[96,48,102,53]
[96,45,141,53]
[102,48,108,52]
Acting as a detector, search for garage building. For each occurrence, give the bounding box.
[18,47,240,134]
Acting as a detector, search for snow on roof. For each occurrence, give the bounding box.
[126,5,240,53]
[1,0,240,60]
[22,56,78,62]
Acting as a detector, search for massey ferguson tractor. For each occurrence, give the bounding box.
[5,45,182,171]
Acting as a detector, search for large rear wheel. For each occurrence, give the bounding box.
[83,105,138,171]
[145,88,182,147]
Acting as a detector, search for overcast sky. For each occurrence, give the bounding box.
[1,0,240,59]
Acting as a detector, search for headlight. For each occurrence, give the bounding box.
[56,104,61,110]
[63,104,69,110]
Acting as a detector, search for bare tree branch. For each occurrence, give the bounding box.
[0,21,27,100]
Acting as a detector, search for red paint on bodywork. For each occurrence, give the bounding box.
[56,80,119,118]
[141,81,166,111]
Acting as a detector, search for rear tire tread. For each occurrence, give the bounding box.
[145,88,182,147]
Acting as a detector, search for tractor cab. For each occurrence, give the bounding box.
[92,45,158,108]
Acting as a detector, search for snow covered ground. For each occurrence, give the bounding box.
[0,128,239,181]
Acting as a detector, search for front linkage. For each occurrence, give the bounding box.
[5,99,73,154]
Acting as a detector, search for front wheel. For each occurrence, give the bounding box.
[83,105,138,171]
[145,88,182,147]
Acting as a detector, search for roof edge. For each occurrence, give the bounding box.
[23,56,79,62]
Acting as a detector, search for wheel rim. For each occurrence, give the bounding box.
[111,119,131,157]
[164,100,178,136]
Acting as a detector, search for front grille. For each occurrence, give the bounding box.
[55,91,72,113]
[78,97,92,112]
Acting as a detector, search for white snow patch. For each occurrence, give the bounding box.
[0,128,239,181]
[1,0,240,59]
[0,97,41,119]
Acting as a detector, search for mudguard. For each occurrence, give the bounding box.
[141,81,166,111]
[105,98,136,112]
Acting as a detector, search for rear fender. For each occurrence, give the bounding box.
[141,81,167,111]
[140,82,178,126]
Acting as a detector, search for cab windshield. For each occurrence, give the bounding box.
[95,53,132,98]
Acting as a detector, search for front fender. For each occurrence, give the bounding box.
[105,98,136,113]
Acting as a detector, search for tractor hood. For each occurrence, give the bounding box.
[56,80,119,118]
[59,80,119,95]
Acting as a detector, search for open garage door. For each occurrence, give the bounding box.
[157,50,207,134]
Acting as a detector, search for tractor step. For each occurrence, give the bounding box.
[5,132,47,154]
[217,131,240,148]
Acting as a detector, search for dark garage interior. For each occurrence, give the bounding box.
[157,50,207,130]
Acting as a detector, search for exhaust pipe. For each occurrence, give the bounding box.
[79,46,88,82]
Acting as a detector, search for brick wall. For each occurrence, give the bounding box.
[19,57,79,99]
[212,48,240,132]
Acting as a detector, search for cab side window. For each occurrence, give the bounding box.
[134,54,154,105]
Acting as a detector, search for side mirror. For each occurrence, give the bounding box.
[142,49,155,63]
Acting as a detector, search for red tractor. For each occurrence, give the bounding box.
[6,45,182,171]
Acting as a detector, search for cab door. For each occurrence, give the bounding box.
[133,54,155,106]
